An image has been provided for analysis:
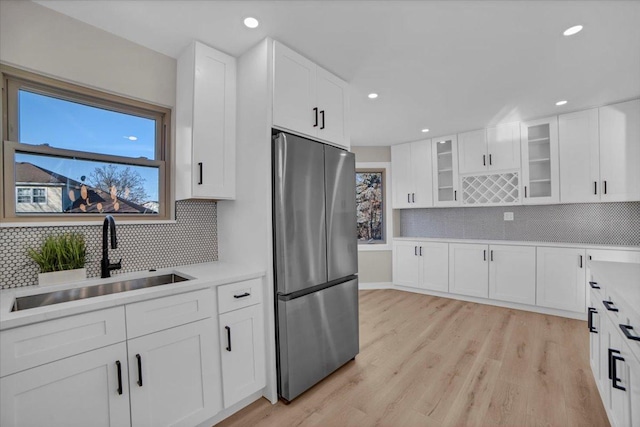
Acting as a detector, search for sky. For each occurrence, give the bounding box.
[17,90,159,201]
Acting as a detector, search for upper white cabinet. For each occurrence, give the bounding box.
[176,41,236,200]
[536,247,586,313]
[449,243,489,298]
[599,99,640,202]
[392,240,448,292]
[391,140,433,208]
[273,41,349,148]
[521,117,560,204]
[458,124,520,174]
[488,245,536,305]
[432,135,461,207]
[560,99,640,203]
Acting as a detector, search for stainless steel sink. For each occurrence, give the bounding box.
[11,274,190,312]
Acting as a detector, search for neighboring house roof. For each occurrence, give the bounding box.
[14,162,157,214]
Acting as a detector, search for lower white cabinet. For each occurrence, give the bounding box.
[488,245,536,305]
[1,343,130,427]
[392,240,448,292]
[449,243,489,298]
[219,304,266,408]
[128,319,222,427]
[536,247,586,313]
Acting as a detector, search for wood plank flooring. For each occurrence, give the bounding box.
[217,289,609,427]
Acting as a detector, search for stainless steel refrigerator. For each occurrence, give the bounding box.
[272,131,359,402]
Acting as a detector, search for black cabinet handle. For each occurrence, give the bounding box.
[233,292,251,299]
[589,281,600,289]
[483,155,486,166]
[454,190,457,201]
[412,193,415,203]
[620,324,640,341]
[579,255,583,268]
[588,308,598,333]
[407,193,411,203]
[116,360,123,395]
[489,154,492,165]
[198,162,203,185]
[608,349,617,380]
[483,250,487,261]
[490,250,494,261]
[320,110,325,129]
[313,107,318,127]
[594,181,597,195]
[612,354,626,391]
[415,246,418,256]
[136,354,143,387]
[603,300,619,312]
[524,186,527,198]
[603,180,607,195]
[225,326,231,352]
[419,246,422,256]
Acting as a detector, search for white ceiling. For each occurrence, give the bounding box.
[35,1,640,147]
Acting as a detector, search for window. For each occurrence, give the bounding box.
[1,65,171,222]
[356,170,385,244]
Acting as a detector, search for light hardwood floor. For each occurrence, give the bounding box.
[217,289,609,427]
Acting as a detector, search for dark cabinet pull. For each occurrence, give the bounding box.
[454,190,457,201]
[603,180,607,195]
[603,300,619,312]
[412,193,415,203]
[594,181,597,195]
[483,250,487,261]
[320,110,325,129]
[489,154,492,165]
[198,162,203,185]
[524,186,527,198]
[608,349,617,380]
[579,255,583,268]
[620,324,640,341]
[415,246,418,256]
[116,360,123,395]
[419,246,422,256]
[589,281,600,289]
[587,308,598,333]
[233,292,251,299]
[611,353,626,391]
[490,250,494,261]
[313,107,318,127]
[225,326,232,352]
[407,193,411,203]
[483,155,486,166]
[136,354,143,387]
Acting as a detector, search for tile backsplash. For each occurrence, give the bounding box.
[400,202,640,246]
[0,200,218,289]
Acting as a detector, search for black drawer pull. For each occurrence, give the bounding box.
[116,360,123,395]
[233,292,251,299]
[313,107,318,127]
[612,354,626,391]
[320,110,325,129]
[587,308,597,333]
[608,349,617,380]
[225,326,232,352]
[589,281,600,289]
[136,354,143,387]
[620,324,640,341]
[198,162,203,185]
[483,250,487,261]
[579,255,583,268]
[603,300,618,312]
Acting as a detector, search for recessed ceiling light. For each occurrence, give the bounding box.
[421,128,430,133]
[556,100,568,106]
[563,25,583,36]
[439,140,446,144]
[368,93,378,99]
[244,17,259,29]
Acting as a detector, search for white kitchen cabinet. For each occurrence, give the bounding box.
[521,116,560,204]
[536,247,586,313]
[128,318,222,427]
[391,140,433,208]
[273,41,349,147]
[488,244,536,305]
[449,243,489,298]
[0,343,130,427]
[219,304,266,408]
[176,41,236,200]
[432,135,461,207]
[392,240,448,292]
[599,99,640,202]
[457,129,488,174]
[486,123,521,171]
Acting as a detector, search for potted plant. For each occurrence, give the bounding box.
[27,233,88,286]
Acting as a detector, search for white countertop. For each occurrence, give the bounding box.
[392,237,640,251]
[0,262,266,331]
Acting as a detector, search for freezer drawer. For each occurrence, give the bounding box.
[277,278,359,401]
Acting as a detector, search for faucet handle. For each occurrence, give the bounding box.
[109,259,122,271]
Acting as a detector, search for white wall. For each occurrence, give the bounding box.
[0,0,176,108]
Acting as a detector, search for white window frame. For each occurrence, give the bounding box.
[356,162,393,252]
[16,187,48,204]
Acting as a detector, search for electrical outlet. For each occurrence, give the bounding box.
[504,212,514,221]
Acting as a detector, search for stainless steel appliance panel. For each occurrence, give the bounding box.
[324,146,358,281]
[273,133,328,294]
[277,278,359,401]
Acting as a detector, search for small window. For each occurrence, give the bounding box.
[356,170,385,244]
[2,65,171,222]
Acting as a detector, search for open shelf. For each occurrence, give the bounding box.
[437,151,452,156]
[529,158,551,163]
[528,137,550,143]
[438,186,453,190]
[438,168,453,173]
[529,178,551,183]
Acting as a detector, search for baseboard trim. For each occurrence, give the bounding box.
[358,282,393,290]
[197,390,265,427]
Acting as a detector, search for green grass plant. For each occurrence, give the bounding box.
[27,233,87,273]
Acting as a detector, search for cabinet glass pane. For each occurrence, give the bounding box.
[436,139,454,202]
[527,124,552,198]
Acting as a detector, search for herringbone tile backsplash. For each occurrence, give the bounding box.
[400,202,640,246]
[1,200,218,289]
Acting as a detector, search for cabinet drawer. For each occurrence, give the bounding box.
[126,288,214,339]
[0,306,126,377]
[218,278,263,314]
